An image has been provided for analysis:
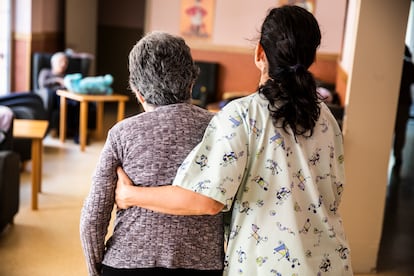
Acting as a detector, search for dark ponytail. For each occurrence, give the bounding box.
[258,5,322,137]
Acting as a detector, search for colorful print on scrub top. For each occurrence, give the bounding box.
[173,92,353,276]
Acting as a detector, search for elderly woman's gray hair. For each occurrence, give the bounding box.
[128,31,199,105]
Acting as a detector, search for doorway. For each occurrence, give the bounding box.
[0,0,11,95]
[96,0,146,96]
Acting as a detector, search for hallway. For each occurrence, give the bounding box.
[377,116,414,275]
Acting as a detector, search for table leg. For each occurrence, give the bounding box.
[79,101,88,151]
[117,101,126,122]
[95,102,104,140]
[31,138,41,210]
[38,139,43,193]
[59,95,67,143]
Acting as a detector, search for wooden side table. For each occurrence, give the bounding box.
[13,119,48,210]
[57,90,129,151]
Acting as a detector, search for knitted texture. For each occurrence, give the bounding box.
[80,103,224,276]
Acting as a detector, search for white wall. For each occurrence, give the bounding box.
[340,0,358,71]
[406,1,414,53]
[13,0,31,33]
[0,0,11,95]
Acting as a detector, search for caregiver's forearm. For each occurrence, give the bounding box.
[124,185,224,216]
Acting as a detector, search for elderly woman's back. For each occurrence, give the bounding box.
[81,103,223,274]
[80,31,224,276]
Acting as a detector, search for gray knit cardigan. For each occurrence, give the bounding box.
[80,103,224,276]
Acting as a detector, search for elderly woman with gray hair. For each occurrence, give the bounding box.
[80,31,224,276]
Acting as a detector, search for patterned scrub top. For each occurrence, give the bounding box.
[173,93,353,276]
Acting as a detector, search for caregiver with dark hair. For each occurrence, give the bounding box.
[116,5,353,276]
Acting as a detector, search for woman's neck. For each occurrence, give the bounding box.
[142,101,156,112]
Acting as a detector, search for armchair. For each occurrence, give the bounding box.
[191,61,219,108]
[0,112,20,232]
[31,52,96,134]
[32,52,92,91]
[0,93,47,162]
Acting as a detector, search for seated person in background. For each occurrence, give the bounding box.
[38,52,68,89]
[38,52,68,122]
[0,106,14,150]
[0,106,13,132]
[38,52,92,143]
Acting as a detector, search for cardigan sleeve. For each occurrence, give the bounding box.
[80,128,120,276]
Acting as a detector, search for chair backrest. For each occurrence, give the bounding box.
[31,52,92,90]
[192,61,219,108]
[0,106,14,151]
[0,93,47,120]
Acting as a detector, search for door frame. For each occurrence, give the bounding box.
[0,0,11,95]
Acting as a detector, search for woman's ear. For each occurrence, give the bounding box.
[255,43,271,85]
[135,91,155,112]
[254,43,267,72]
[136,91,145,104]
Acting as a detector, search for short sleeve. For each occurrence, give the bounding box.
[173,104,249,211]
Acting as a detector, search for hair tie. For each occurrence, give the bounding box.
[290,64,306,73]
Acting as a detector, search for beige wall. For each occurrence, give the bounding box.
[145,0,344,100]
[14,0,62,33]
[146,0,347,54]
[65,0,97,74]
[31,0,63,33]
[11,0,65,91]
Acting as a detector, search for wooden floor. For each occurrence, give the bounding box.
[376,117,414,275]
